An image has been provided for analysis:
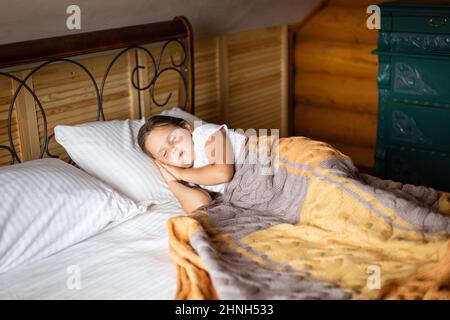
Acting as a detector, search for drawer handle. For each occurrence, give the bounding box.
[427,17,448,28]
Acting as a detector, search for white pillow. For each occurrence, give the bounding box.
[54,108,205,204]
[55,118,174,204]
[0,158,149,273]
[159,107,205,128]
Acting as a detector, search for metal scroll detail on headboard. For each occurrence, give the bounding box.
[0,16,195,165]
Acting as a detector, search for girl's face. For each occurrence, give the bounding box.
[145,124,194,168]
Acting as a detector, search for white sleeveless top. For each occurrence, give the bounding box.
[192,123,246,194]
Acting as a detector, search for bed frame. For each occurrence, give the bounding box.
[0,16,195,165]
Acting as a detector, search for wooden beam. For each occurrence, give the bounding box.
[295,40,378,79]
[136,51,151,118]
[295,72,378,115]
[216,36,229,125]
[280,24,289,137]
[176,16,195,115]
[11,70,40,161]
[127,51,141,119]
[294,103,377,149]
[0,19,188,69]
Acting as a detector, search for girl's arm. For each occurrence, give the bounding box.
[156,162,212,213]
[179,163,234,186]
[167,181,212,214]
[159,128,235,186]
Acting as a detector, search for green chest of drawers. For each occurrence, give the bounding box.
[373,2,450,192]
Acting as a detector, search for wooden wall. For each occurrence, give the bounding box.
[293,0,378,171]
[293,0,450,172]
[218,25,290,136]
[0,78,21,165]
[0,25,290,166]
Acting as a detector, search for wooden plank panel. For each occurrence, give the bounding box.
[295,72,378,115]
[228,49,281,68]
[295,103,377,149]
[281,24,289,137]
[229,63,280,84]
[228,85,280,111]
[193,37,220,124]
[136,50,151,118]
[227,26,281,49]
[0,77,21,166]
[217,36,229,124]
[226,26,284,132]
[127,51,141,119]
[229,106,282,131]
[11,70,40,161]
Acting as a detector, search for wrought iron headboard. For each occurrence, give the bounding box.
[0,16,195,165]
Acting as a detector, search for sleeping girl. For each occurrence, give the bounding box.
[137,115,246,213]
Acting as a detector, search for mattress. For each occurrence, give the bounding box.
[0,201,183,299]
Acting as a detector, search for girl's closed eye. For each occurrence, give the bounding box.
[169,132,181,144]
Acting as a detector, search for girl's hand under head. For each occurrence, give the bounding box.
[155,161,177,184]
[156,160,184,181]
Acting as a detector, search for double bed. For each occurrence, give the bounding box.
[2,15,450,301]
[0,17,195,299]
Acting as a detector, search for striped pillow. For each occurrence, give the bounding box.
[54,118,176,204]
[0,158,149,273]
[160,107,205,127]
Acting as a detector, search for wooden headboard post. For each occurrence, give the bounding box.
[0,17,195,165]
[175,16,195,116]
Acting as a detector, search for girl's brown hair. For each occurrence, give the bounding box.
[137,115,187,157]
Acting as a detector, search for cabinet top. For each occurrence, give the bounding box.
[378,2,450,14]
[378,2,450,34]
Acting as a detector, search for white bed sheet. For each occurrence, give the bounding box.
[0,201,183,300]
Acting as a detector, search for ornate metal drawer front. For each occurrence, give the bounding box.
[379,55,450,108]
[378,32,450,55]
[387,146,450,191]
[380,102,450,152]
